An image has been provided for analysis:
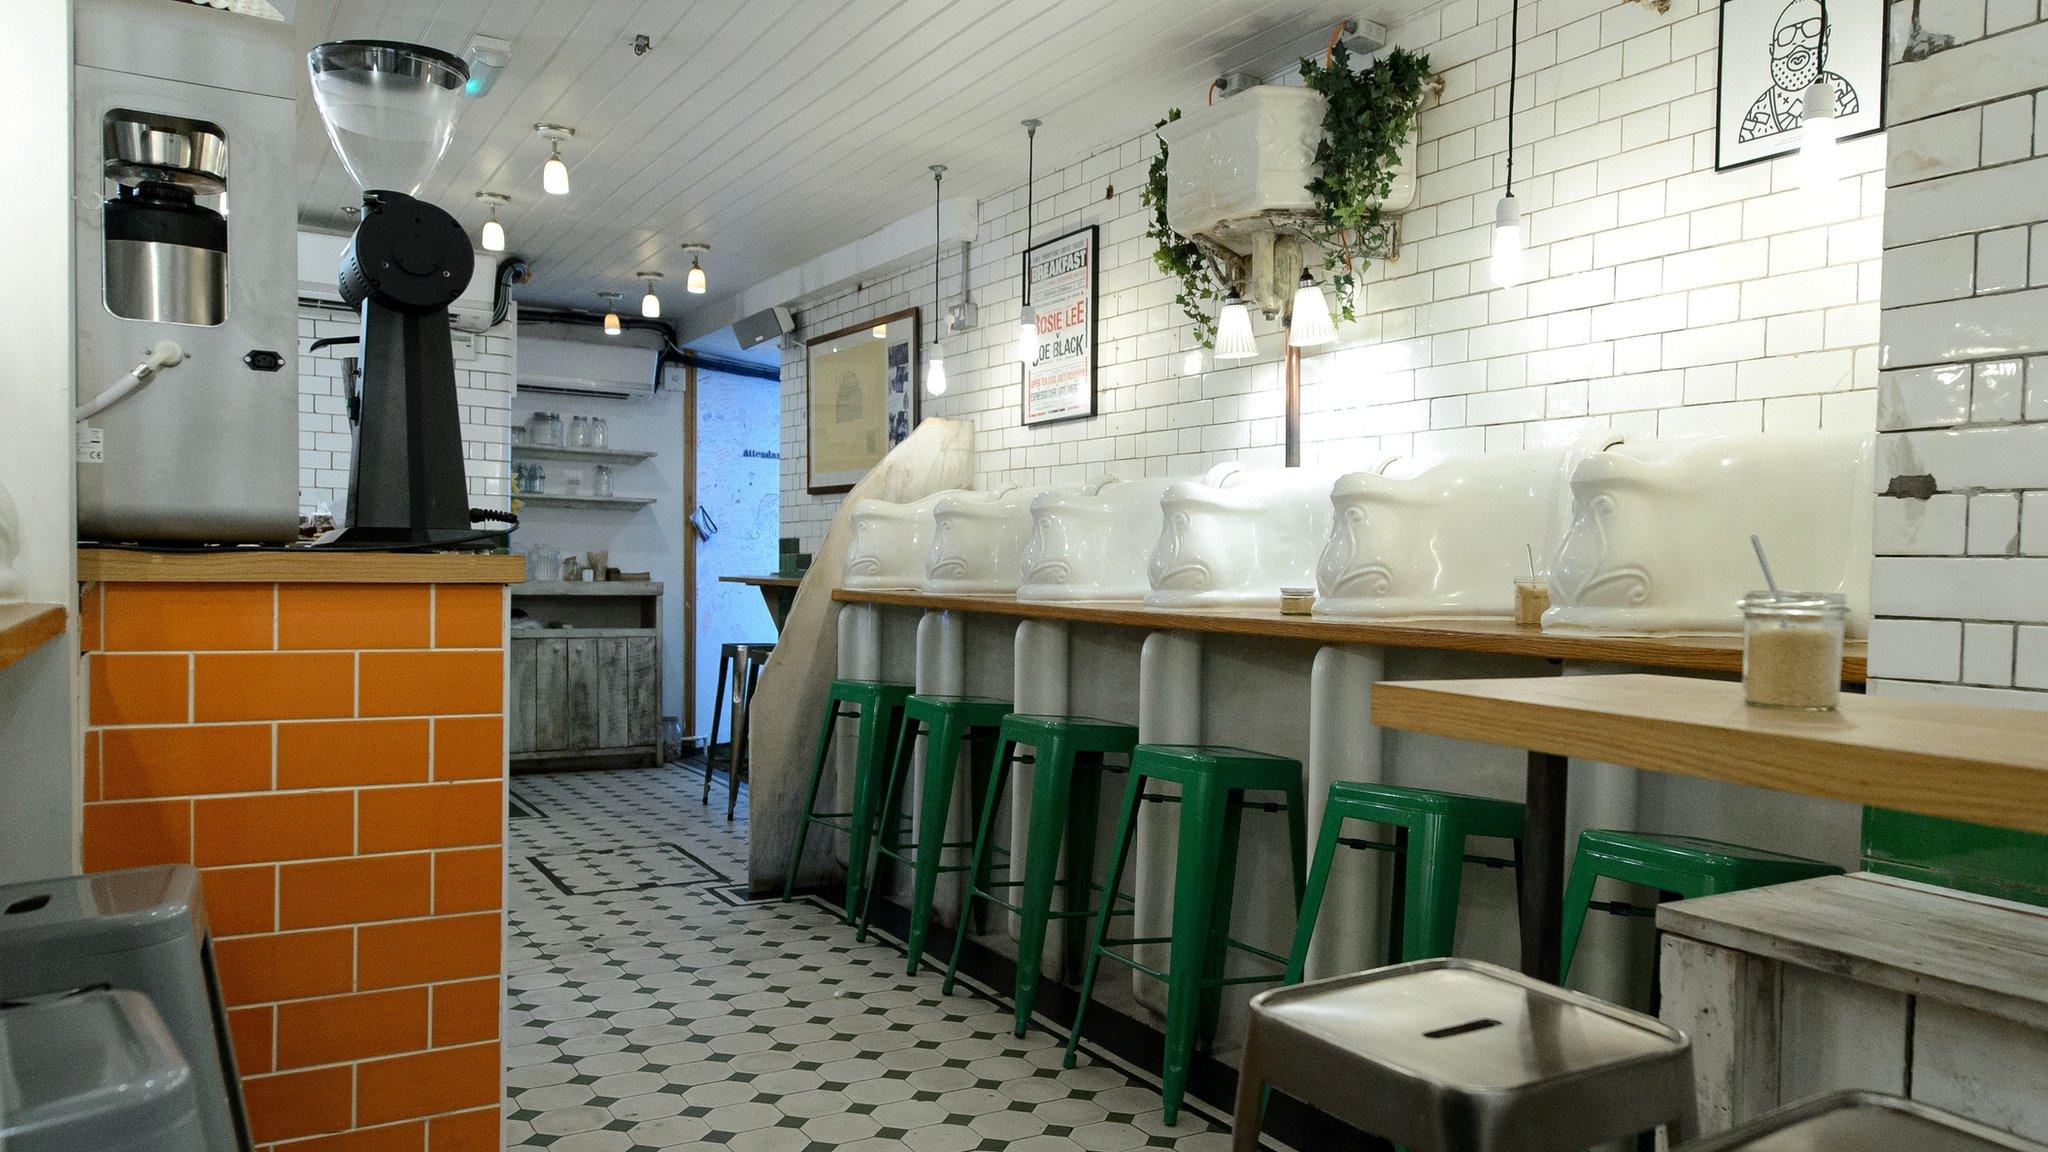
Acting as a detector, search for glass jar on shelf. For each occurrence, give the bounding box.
[594,464,614,497]
[590,418,609,450]
[568,415,590,448]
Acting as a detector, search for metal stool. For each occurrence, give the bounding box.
[1679,1091,2045,1151]
[1232,958,1695,1152]
[704,641,775,819]
[0,989,209,1152]
[0,865,250,1152]
[783,678,915,916]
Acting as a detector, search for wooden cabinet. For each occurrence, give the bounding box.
[511,583,663,769]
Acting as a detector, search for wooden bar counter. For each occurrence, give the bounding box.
[77,546,520,1151]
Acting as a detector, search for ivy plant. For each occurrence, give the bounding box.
[1142,108,1222,348]
[1299,41,1432,321]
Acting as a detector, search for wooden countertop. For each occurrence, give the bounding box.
[78,547,525,584]
[723,575,803,589]
[1371,673,2048,834]
[0,603,66,671]
[832,588,1867,681]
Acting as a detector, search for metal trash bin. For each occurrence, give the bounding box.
[0,865,250,1152]
[1679,1091,2048,1151]
[0,989,209,1152]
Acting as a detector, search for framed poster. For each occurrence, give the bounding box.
[1716,0,1885,170]
[1021,225,1098,426]
[804,307,919,494]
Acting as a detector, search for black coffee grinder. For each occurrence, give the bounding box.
[307,41,490,546]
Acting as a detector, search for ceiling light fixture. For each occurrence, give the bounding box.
[927,163,949,397]
[536,124,573,195]
[679,243,709,294]
[598,291,622,336]
[637,271,663,319]
[462,35,510,97]
[1288,268,1336,347]
[1016,118,1041,367]
[1491,0,1525,288]
[1799,5,1840,198]
[474,191,509,252]
[1215,293,1256,359]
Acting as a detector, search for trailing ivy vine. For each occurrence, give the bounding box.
[1299,41,1432,321]
[1142,108,1222,348]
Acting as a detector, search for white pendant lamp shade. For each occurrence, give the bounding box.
[926,346,948,396]
[1288,271,1336,347]
[1017,306,1037,366]
[926,164,949,397]
[1214,295,1256,359]
[1799,79,1839,195]
[599,292,622,336]
[638,273,662,319]
[603,311,621,335]
[1491,194,1525,288]
[475,191,508,252]
[681,245,709,294]
[537,124,573,195]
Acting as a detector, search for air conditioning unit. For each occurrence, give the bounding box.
[296,230,502,330]
[517,335,656,400]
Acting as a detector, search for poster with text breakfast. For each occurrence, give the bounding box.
[1022,225,1098,426]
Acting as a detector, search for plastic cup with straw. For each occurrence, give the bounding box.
[1514,543,1549,626]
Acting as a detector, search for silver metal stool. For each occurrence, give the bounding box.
[0,989,209,1152]
[1680,1092,2046,1151]
[1232,958,1695,1152]
[0,865,249,1152]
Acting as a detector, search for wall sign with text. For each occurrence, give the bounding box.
[1021,225,1098,426]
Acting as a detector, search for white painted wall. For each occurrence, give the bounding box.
[0,0,81,884]
[1868,0,2048,707]
[782,0,1886,552]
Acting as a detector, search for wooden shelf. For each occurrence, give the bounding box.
[515,494,655,511]
[721,575,803,589]
[78,548,524,585]
[0,603,65,670]
[516,581,664,597]
[512,445,657,465]
[832,588,1868,681]
[1370,673,2048,834]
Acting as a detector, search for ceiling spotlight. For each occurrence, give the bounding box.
[598,291,623,336]
[637,271,663,318]
[1288,269,1336,347]
[680,243,710,293]
[462,34,510,97]
[1214,293,1256,359]
[536,123,574,195]
[475,191,509,252]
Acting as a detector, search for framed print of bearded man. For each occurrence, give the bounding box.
[1717,0,1885,169]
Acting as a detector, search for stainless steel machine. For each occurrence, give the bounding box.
[73,0,299,543]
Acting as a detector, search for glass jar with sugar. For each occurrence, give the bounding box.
[1740,591,1846,710]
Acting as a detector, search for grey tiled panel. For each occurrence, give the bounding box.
[505,762,1237,1151]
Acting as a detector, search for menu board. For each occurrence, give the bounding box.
[1021,225,1098,426]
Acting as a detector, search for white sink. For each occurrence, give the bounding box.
[923,488,1062,595]
[1145,465,1364,608]
[1546,430,1876,636]
[843,490,958,591]
[1315,434,1623,619]
[1018,476,1181,603]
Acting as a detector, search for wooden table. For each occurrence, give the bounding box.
[833,588,1869,680]
[726,574,803,632]
[0,603,65,671]
[1370,673,2048,981]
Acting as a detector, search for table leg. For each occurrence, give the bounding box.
[1521,750,1569,983]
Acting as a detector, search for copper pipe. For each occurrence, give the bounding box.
[1285,343,1303,467]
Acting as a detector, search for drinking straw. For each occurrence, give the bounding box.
[1750,534,1783,600]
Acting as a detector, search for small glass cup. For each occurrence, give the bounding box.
[1513,577,1550,627]
[1740,591,1847,711]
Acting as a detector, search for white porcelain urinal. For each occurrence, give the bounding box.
[1144,464,1369,608]
[1018,476,1180,603]
[1546,430,1876,636]
[923,488,1063,595]
[1315,433,1623,619]
[843,490,959,591]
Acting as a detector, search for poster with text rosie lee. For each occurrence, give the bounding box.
[1716,0,1886,170]
[1022,225,1098,426]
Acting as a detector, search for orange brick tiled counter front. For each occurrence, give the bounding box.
[80,579,507,1152]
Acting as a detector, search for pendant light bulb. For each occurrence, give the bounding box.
[1491,195,1525,288]
[543,146,569,195]
[598,292,622,336]
[1798,79,1839,196]
[1288,270,1336,348]
[1017,120,1041,369]
[1017,305,1037,366]
[927,163,949,398]
[638,273,662,319]
[475,192,508,253]
[1214,294,1256,360]
[681,246,709,294]
[926,345,948,396]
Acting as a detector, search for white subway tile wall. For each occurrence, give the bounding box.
[1874,0,2048,706]
[296,306,515,519]
[778,0,1886,556]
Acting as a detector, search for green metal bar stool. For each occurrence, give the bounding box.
[941,713,1140,1037]
[782,678,915,918]
[856,693,1014,974]
[1558,829,1843,979]
[1064,743,1309,1127]
[1285,780,1526,983]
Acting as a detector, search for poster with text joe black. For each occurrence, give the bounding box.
[1021,225,1098,426]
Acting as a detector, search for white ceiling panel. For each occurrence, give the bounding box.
[288,0,1443,316]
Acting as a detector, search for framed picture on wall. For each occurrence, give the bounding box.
[1715,0,1886,170]
[803,307,920,494]
[1020,225,1098,426]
